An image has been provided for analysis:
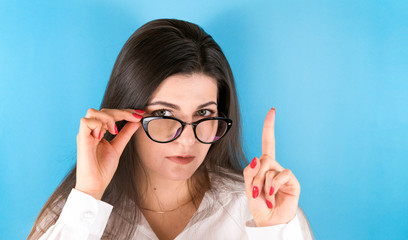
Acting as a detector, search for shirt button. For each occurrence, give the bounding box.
[83,211,95,219]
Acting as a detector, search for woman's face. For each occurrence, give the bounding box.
[134,73,218,181]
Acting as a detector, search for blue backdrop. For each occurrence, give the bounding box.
[1,0,407,239]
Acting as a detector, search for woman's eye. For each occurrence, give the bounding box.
[151,109,172,116]
[197,109,214,117]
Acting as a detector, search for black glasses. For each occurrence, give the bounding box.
[141,116,233,144]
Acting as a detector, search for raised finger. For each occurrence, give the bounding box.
[262,107,276,159]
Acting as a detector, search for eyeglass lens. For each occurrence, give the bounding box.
[147,119,228,143]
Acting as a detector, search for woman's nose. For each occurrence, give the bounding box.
[175,125,196,145]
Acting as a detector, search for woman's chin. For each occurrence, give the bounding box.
[164,168,196,181]
[160,163,202,181]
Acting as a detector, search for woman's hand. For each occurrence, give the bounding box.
[75,108,144,200]
[243,107,301,227]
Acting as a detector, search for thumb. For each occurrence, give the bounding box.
[110,121,141,155]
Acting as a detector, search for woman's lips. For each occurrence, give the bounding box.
[165,156,195,165]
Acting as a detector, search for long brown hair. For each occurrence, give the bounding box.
[28,19,247,239]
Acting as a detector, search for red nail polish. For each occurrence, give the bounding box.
[250,157,257,169]
[115,125,118,135]
[266,200,273,209]
[98,130,101,140]
[271,107,276,112]
[252,186,259,198]
[134,109,146,114]
[133,113,143,119]
[269,186,274,196]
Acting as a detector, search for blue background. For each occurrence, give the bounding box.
[1,0,407,239]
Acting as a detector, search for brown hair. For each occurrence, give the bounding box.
[28,18,247,239]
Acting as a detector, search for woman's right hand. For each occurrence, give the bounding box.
[75,108,145,200]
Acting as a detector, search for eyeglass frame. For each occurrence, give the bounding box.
[140,116,233,144]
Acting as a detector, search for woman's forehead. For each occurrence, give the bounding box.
[147,73,218,109]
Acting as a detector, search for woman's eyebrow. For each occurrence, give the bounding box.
[146,101,217,110]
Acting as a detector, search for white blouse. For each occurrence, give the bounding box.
[36,173,313,240]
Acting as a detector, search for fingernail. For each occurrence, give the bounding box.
[114,125,118,135]
[266,200,273,209]
[133,113,143,119]
[269,186,274,196]
[252,186,259,198]
[271,107,276,112]
[98,130,101,140]
[134,109,146,114]
[250,157,257,169]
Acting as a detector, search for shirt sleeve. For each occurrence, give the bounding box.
[244,207,313,240]
[38,188,113,240]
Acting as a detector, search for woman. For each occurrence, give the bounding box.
[28,19,313,239]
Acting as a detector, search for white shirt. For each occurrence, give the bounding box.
[37,173,313,240]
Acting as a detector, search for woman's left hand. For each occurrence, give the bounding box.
[243,107,301,227]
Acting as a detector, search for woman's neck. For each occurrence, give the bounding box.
[138,171,194,212]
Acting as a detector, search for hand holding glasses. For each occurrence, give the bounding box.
[75,108,145,200]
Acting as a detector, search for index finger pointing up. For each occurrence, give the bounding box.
[262,107,276,159]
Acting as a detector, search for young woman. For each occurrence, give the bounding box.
[28,19,313,240]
